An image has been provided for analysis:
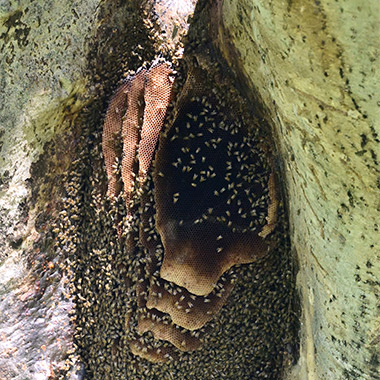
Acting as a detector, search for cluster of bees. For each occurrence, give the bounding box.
[53,10,298,378]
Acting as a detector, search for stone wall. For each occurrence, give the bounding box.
[218,1,380,379]
[1,0,379,379]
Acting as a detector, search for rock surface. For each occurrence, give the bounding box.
[0,1,97,378]
[218,1,380,379]
[1,0,378,379]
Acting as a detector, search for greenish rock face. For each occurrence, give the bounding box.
[219,0,380,379]
[1,0,377,378]
[0,0,93,259]
[0,1,97,378]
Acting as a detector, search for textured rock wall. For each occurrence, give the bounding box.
[0,0,93,259]
[218,1,380,379]
[0,1,97,378]
[0,0,155,378]
[1,0,378,379]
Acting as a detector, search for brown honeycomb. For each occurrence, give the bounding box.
[154,63,278,296]
[138,62,175,184]
[120,69,146,207]
[102,80,131,200]
[101,57,280,365]
[102,62,174,214]
[146,275,235,330]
